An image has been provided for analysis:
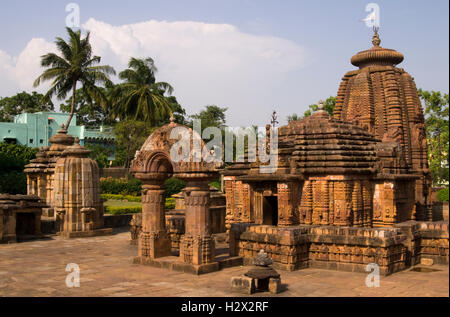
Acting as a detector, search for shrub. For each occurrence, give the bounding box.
[100,177,142,196]
[437,188,449,202]
[164,178,185,197]
[0,142,37,194]
[100,194,141,202]
[210,180,221,191]
[0,170,27,195]
[104,205,142,215]
[165,197,175,210]
[0,142,38,170]
[100,177,185,197]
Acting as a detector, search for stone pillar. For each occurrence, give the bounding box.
[139,182,171,259]
[179,180,216,266]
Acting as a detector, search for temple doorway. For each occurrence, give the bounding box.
[16,213,36,240]
[262,196,278,226]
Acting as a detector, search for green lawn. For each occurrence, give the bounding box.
[103,200,142,208]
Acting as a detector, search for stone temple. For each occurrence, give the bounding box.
[223,30,447,275]
[129,30,448,276]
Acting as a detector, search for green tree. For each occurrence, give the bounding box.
[287,113,300,123]
[113,119,154,168]
[0,143,38,194]
[112,57,174,124]
[0,91,54,122]
[155,96,188,126]
[302,96,336,118]
[60,87,115,127]
[190,105,228,129]
[33,27,115,130]
[85,143,112,168]
[418,89,449,185]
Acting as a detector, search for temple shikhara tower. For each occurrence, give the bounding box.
[333,29,432,220]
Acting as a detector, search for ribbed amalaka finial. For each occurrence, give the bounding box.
[318,100,325,111]
[372,26,381,47]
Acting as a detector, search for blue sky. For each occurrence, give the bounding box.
[0,0,448,126]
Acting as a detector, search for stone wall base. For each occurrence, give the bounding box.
[134,256,220,275]
[59,228,113,238]
[231,221,449,276]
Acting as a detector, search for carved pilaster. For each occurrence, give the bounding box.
[278,182,299,227]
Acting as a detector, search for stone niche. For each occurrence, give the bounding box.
[53,138,112,238]
[0,194,46,243]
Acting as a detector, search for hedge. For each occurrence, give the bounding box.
[100,177,142,196]
[101,194,141,202]
[104,205,142,215]
[100,177,185,197]
[103,197,175,215]
[437,188,449,202]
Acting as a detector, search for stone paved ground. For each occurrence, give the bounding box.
[0,230,448,297]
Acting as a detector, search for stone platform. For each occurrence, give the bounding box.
[58,228,113,238]
[0,230,448,297]
[133,245,243,275]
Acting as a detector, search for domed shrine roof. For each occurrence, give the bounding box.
[131,118,220,177]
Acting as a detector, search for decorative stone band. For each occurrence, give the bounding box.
[184,194,210,207]
[230,221,449,275]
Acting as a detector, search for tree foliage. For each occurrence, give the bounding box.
[113,119,154,168]
[60,87,115,127]
[287,96,336,123]
[34,27,115,130]
[190,105,228,129]
[111,57,174,124]
[0,91,54,122]
[418,89,449,185]
[0,143,38,194]
[85,143,112,168]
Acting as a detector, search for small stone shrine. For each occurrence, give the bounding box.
[231,249,281,294]
[0,194,46,243]
[53,138,112,238]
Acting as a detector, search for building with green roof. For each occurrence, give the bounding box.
[0,112,115,160]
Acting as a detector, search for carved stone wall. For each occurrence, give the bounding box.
[231,222,448,275]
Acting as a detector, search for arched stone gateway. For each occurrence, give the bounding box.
[130,120,222,274]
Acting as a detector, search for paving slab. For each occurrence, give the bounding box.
[0,231,448,297]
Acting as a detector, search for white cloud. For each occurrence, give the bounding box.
[0,39,56,97]
[0,18,308,126]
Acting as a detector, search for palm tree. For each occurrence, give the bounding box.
[111,57,174,124]
[34,27,116,130]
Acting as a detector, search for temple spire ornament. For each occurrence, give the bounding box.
[372,26,381,47]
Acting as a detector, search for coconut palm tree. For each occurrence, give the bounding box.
[33,27,116,130]
[111,57,173,124]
